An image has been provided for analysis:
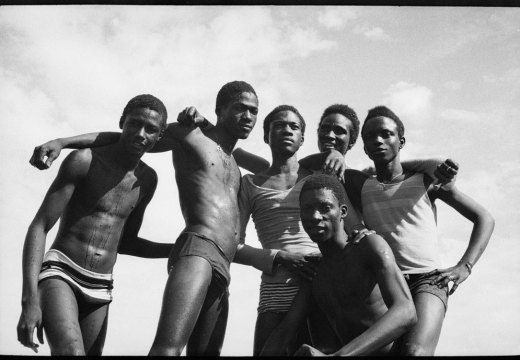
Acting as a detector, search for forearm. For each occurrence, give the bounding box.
[332,306,415,356]
[299,152,328,171]
[118,238,174,258]
[56,132,120,149]
[21,226,47,306]
[458,211,495,267]
[233,243,279,274]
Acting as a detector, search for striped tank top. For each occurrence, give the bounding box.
[361,173,441,274]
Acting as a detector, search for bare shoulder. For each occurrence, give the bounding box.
[359,233,396,268]
[61,148,93,176]
[136,161,159,185]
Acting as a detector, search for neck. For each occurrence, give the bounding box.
[112,142,142,170]
[374,157,403,183]
[211,126,237,154]
[318,229,349,258]
[269,152,299,175]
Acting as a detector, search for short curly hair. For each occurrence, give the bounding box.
[120,94,168,129]
[215,80,257,113]
[361,105,405,138]
[318,104,360,148]
[300,174,348,206]
[263,104,306,142]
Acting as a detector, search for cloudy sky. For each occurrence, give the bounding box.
[1,5,519,356]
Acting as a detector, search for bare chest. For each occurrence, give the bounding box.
[74,168,143,219]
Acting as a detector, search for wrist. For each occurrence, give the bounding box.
[200,118,209,129]
[273,250,286,265]
[458,260,473,274]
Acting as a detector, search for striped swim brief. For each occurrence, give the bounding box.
[38,249,113,304]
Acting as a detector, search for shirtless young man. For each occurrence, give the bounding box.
[28,81,259,356]
[261,174,417,356]
[359,105,495,356]
[17,94,173,355]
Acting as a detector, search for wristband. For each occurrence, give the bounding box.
[200,118,210,129]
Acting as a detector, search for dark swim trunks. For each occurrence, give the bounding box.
[168,231,231,291]
[404,272,449,312]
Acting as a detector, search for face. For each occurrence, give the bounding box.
[119,107,164,156]
[300,188,347,244]
[362,116,405,164]
[266,110,304,155]
[217,91,259,139]
[317,113,353,155]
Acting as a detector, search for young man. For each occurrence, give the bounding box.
[234,105,319,355]
[17,94,173,355]
[301,104,457,221]
[360,105,495,355]
[28,81,259,356]
[261,174,417,356]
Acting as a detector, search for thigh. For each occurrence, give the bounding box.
[187,284,229,356]
[307,299,340,354]
[150,255,213,355]
[39,278,85,355]
[401,292,446,356]
[253,311,286,356]
[78,301,110,356]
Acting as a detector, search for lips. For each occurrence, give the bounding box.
[321,142,335,149]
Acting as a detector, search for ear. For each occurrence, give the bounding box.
[399,136,406,149]
[264,134,269,144]
[363,144,368,155]
[347,142,354,150]
[119,117,125,130]
[300,135,304,145]
[340,204,348,219]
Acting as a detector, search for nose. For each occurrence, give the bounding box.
[242,109,252,122]
[135,126,146,139]
[321,128,334,140]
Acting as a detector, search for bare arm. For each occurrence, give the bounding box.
[232,147,270,174]
[117,170,173,258]
[428,186,495,294]
[260,284,313,356]
[331,235,417,356]
[403,158,458,188]
[17,150,89,352]
[30,132,120,169]
[299,150,347,182]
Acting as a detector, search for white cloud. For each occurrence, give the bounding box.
[382,81,433,121]
[317,7,358,30]
[439,108,480,122]
[353,24,391,41]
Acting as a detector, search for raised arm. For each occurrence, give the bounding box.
[299,149,347,182]
[30,132,120,170]
[18,150,89,352]
[403,158,459,188]
[232,147,270,174]
[428,186,495,294]
[330,235,417,356]
[117,169,173,258]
